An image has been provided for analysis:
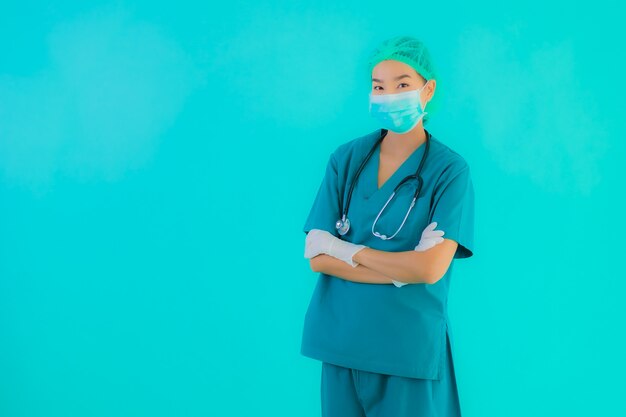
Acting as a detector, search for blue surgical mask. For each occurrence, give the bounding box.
[369,83,428,134]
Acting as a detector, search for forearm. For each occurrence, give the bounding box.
[310,254,395,284]
[352,247,432,284]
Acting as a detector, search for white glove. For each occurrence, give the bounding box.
[304,229,367,267]
[392,222,445,287]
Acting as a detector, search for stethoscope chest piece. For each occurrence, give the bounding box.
[336,215,350,236]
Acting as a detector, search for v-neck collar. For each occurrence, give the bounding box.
[364,129,429,200]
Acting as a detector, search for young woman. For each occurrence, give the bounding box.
[302,35,475,417]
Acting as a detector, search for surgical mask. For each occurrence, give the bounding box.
[369,83,429,134]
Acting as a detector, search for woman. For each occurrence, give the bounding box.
[302,35,475,417]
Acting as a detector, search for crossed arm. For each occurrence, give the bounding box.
[309,239,458,285]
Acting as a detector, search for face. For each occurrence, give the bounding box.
[371,60,436,108]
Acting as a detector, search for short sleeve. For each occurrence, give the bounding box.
[302,152,341,237]
[429,164,475,259]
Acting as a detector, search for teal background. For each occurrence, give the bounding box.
[1,2,625,416]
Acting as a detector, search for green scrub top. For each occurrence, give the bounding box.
[301,128,475,380]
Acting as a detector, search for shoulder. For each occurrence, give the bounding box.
[428,132,470,176]
[330,129,381,162]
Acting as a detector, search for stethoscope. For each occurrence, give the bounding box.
[335,128,431,240]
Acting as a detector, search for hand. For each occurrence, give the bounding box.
[304,229,367,268]
[304,229,333,259]
[414,221,445,251]
[392,222,445,287]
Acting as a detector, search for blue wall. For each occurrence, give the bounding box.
[1,1,625,416]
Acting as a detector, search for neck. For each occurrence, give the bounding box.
[382,122,427,155]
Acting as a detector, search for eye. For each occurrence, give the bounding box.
[398,83,409,88]
[373,85,383,91]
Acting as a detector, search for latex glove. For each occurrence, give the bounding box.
[304,229,367,267]
[392,222,445,287]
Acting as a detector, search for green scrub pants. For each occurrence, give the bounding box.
[321,332,462,417]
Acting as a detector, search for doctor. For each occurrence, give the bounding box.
[301,35,475,417]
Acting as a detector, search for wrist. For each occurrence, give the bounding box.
[352,246,367,264]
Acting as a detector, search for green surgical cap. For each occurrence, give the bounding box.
[367,35,439,124]
[368,35,436,81]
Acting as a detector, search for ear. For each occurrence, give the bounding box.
[426,79,436,102]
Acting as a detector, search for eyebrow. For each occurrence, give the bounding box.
[371,74,413,83]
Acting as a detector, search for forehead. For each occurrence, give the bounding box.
[371,60,418,81]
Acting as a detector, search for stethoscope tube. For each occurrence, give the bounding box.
[335,128,430,239]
